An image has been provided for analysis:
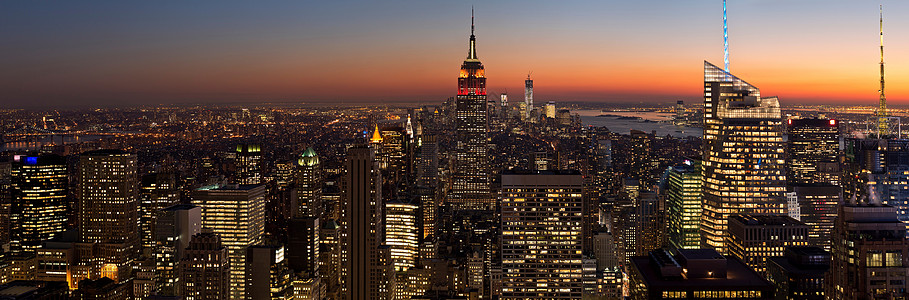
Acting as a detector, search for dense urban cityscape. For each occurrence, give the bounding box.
[2,1,909,300]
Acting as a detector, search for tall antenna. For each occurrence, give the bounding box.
[724,0,729,72]
[877,5,889,137]
[471,6,475,36]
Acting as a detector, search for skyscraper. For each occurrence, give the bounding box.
[844,138,909,236]
[295,147,322,219]
[77,149,140,283]
[139,173,179,253]
[786,118,840,185]
[450,11,492,211]
[825,203,909,299]
[154,204,202,296]
[180,231,230,300]
[524,74,533,120]
[9,154,68,254]
[500,171,583,299]
[192,184,266,299]
[666,160,702,250]
[339,146,388,300]
[701,61,786,253]
[246,244,293,299]
[385,200,418,272]
[235,144,262,185]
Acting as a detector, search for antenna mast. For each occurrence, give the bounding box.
[724,0,729,72]
[877,5,889,137]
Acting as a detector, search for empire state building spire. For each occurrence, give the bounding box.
[467,7,478,61]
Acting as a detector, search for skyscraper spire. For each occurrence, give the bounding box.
[467,8,478,61]
[724,0,729,72]
[877,5,889,137]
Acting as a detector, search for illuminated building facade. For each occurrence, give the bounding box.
[701,61,786,253]
[295,147,322,219]
[180,231,230,300]
[786,118,841,185]
[339,146,388,300]
[544,101,556,119]
[766,247,829,300]
[192,184,266,299]
[825,204,909,299]
[385,200,418,272]
[725,215,808,277]
[450,12,492,211]
[77,149,140,283]
[666,160,702,250]
[629,130,654,183]
[154,204,202,296]
[501,171,583,299]
[139,173,179,253]
[235,144,262,185]
[791,185,840,250]
[628,249,774,300]
[9,154,68,254]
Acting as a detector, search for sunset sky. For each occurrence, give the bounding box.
[2,1,909,108]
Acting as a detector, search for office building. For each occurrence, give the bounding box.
[701,61,787,253]
[287,217,320,278]
[725,215,809,277]
[246,244,293,299]
[825,204,909,299]
[386,200,419,272]
[790,185,840,250]
[192,184,266,299]
[339,146,389,300]
[76,149,140,283]
[844,138,909,235]
[180,231,230,300]
[766,247,829,300]
[139,173,179,253]
[74,277,129,300]
[666,160,702,250]
[450,12,492,211]
[628,249,774,299]
[524,74,533,120]
[544,101,556,119]
[154,204,202,296]
[295,147,322,219]
[235,144,262,185]
[500,171,583,299]
[787,118,841,185]
[9,154,68,254]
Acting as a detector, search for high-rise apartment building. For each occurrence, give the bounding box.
[235,144,262,185]
[180,231,230,300]
[787,118,841,185]
[339,146,389,300]
[725,215,809,277]
[77,149,140,284]
[500,171,583,299]
[192,184,266,299]
[450,13,492,211]
[9,154,68,254]
[825,204,909,299]
[666,160,702,250]
[701,61,786,253]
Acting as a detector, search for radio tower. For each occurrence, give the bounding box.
[877,5,889,137]
[723,0,729,72]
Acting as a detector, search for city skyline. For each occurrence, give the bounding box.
[3,1,909,108]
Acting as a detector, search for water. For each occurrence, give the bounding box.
[1,135,106,151]
[574,109,702,137]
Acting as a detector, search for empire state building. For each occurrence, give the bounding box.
[450,12,492,211]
